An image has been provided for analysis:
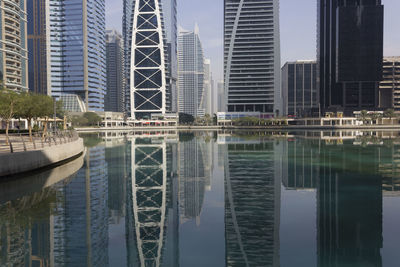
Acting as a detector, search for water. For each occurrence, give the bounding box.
[1,130,400,267]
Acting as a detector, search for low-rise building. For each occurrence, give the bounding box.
[379,57,400,111]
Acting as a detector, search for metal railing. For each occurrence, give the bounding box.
[0,130,79,154]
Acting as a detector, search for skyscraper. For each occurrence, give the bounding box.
[178,27,205,117]
[217,81,225,112]
[106,29,125,113]
[204,58,214,115]
[0,0,28,92]
[318,0,384,114]
[224,0,281,115]
[281,61,318,117]
[27,0,51,95]
[123,0,177,119]
[49,0,107,111]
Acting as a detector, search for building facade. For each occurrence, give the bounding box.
[48,0,106,111]
[203,58,214,115]
[318,0,384,115]
[178,27,205,117]
[217,81,225,112]
[27,0,51,95]
[224,0,281,115]
[106,29,125,113]
[0,0,28,91]
[123,0,177,118]
[379,57,400,111]
[282,61,317,117]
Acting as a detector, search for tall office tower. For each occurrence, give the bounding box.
[224,0,281,115]
[49,0,106,111]
[123,0,177,118]
[178,27,205,117]
[27,0,51,95]
[204,59,214,115]
[318,0,384,115]
[162,0,178,113]
[0,0,28,91]
[281,61,318,117]
[224,140,281,266]
[217,81,225,112]
[106,29,125,113]
[379,57,400,111]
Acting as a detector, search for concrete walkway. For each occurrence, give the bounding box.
[0,132,84,177]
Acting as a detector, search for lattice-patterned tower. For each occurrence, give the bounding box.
[130,0,167,119]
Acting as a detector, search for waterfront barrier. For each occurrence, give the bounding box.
[0,130,84,177]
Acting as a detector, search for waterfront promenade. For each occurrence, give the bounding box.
[0,131,84,177]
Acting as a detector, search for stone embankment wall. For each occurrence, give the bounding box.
[0,138,84,177]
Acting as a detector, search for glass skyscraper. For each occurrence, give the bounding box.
[318,0,384,114]
[27,0,51,95]
[0,0,28,92]
[123,0,177,119]
[178,28,205,117]
[106,29,125,113]
[224,0,281,115]
[48,0,106,111]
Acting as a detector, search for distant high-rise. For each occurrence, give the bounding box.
[27,0,51,95]
[204,59,214,115]
[379,57,400,111]
[224,0,281,115]
[282,61,318,117]
[106,30,125,113]
[123,0,177,118]
[0,0,28,91]
[178,27,205,117]
[217,81,225,112]
[48,0,106,111]
[318,0,384,114]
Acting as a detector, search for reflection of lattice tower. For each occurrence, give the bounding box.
[130,0,166,119]
[131,138,167,266]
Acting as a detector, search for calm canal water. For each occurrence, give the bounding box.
[1,130,400,267]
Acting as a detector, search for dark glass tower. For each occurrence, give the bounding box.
[317,0,384,114]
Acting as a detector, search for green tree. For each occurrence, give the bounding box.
[179,113,195,125]
[83,112,102,126]
[0,89,21,144]
[36,95,55,138]
[369,112,381,125]
[360,110,369,124]
[14,92,39,141]
[71,115,89,127]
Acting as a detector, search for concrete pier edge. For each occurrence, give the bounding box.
[0,138,85,177]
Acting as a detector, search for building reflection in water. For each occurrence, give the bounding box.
[2,130,400,266]
[0,153,84,267]
[178,132,212,224]
[280,132,400,267]
[221,136,281,267]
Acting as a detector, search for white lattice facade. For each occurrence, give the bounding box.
[130,0,167,119]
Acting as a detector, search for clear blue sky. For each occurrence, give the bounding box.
[106,0,400,81]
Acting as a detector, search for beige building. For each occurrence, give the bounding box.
[379,57,400,111]
[0,0,28,91]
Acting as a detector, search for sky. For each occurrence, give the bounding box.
[106,0,400,82]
